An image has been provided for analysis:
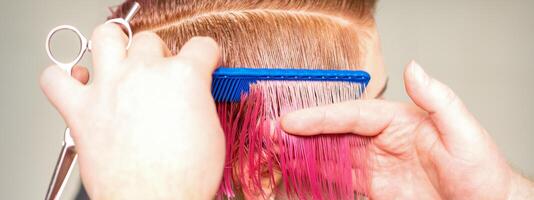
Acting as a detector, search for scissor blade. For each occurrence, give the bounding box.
[45,145,77,200]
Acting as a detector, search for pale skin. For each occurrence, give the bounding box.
[281,62,534,199]
[41,23,533,199]
[41,23,225,199]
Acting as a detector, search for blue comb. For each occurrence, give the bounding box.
[211,67,371,102]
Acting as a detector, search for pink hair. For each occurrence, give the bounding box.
[217,81,372,199]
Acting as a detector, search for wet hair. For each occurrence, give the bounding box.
[110,1,377,199]
[110,0,376,70]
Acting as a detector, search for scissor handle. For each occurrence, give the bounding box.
[45,25,89,75]
[45,20,136,75]
[45,2,140,76]
[105,18,135,49]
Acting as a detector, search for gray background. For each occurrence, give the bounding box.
[0,0,532,199]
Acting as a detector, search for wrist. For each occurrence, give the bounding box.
[508,172,534,200]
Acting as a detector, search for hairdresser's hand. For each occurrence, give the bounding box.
[282,61,534,200]
[40,23,225,199]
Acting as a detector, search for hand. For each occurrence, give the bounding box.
[40,24,225,199]
[282,61,533,199]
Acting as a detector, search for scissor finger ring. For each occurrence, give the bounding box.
[45,2,140,74]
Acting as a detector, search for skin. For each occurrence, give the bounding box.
[357,23,388,99]
[40,23,225,199]
[281,61,534,199]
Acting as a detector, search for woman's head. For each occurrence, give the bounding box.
[110,0,384,199]
[111,0,386,97]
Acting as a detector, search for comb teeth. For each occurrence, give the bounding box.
[212,68,371,102]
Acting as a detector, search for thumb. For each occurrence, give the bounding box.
[174,37,221,81]
[404,61,486,153]
[40,65,85,120]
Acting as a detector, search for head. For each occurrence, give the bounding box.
[110,0,385,198]
[111,0,386,97]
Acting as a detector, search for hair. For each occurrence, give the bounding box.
[110,1,377,199]
[111,0,376,70]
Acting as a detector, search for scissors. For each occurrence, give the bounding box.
[44,2,140,200]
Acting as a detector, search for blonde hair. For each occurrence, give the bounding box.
[111,0,376,70]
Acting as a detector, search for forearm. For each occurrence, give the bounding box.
[508,172,534,200]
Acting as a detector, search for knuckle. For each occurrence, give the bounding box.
[92,23,120,39]
[133,31,161,43]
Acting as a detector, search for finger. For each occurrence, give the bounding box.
[281,100,413,136]
[404,61,484,148]
[40,65,85,119]
[90,23,128,77]
[128,31,171,60]
[173,37,221,78]
[71,66,90,85]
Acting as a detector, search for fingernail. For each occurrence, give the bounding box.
[410,60,428,84]
[281,112,297,124]
[281,111,307,130]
